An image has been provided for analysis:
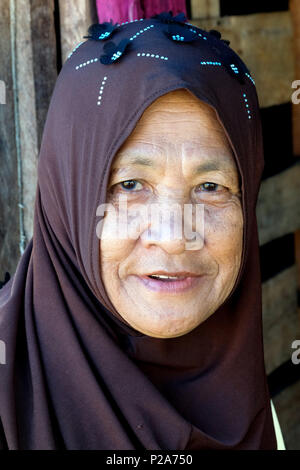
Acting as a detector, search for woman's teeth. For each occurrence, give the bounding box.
[148,275,186,281]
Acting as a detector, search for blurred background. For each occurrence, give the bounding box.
[0,0,299,449]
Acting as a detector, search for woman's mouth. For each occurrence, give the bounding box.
[134,274,202,293]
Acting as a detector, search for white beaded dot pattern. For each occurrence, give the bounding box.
[117,18,145,26]
[188,28,207,40]
[230,63,239,74]
[98,31,111,40]
[245,72,255,85]
[200,61,222,66]
[97,76,108,106]
[75,57,98,70]
[129,24,154,41]
[172,34,185,41]
[67,41,85,59]
[242,92,252,119]
[136,52,168,60]
[111,51,122,61]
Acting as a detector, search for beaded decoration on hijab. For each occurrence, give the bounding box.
[81,11,254,88]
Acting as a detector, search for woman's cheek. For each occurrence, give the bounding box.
[203,201,243,259]
[99,205,149,261]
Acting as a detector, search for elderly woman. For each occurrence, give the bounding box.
[0,12,285,449]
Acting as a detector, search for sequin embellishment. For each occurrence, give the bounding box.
[75,58,98,70]
[129,25,154,41]
[100,39,131,65]
[97,76,107,106]
[136,52,168,60]
[83,21,119,41]
[67,41,84,59]
[243,93,252,119]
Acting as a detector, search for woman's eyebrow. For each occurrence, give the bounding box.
[125,156,154,167]
[194,161,222,173]
[111,156,156,174]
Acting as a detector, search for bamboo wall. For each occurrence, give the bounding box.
[0,0,299,449]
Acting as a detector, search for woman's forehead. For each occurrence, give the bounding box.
[137,88,217,119]
[111,91,235,171]
[110,143,237,180]
[121,91,229,147]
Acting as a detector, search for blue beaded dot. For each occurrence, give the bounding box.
[242,93,252,120]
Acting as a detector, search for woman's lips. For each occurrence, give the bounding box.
[134,274,202,294]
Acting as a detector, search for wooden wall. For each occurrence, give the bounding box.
[0,0,57,272]
[0,0,96,273]
[0,0,299,450]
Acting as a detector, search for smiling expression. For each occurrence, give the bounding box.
[99,89,243,338]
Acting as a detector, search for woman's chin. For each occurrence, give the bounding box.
[109,277,214,337]
[117,304,207,338]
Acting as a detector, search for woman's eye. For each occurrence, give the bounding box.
[197,182,223,192]
[119,180,143,191]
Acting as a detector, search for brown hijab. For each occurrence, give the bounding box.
[0,13,276,449]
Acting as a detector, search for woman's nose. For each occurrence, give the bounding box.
[140,228,186,254]
[139,202,195,254]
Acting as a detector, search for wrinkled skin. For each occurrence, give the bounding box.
[99,89,243,338]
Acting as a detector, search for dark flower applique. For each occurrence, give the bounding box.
[163,23,199,42]
[207,29,255,85]
[83,21,119,41]
[0,271,10,290]
[208,29,222,39]
[217,46,249,85]
[100,38,131,64]
[151,10,187,24]
[220,57,245,85]
[201,30,248,84]
[208,29,231,47]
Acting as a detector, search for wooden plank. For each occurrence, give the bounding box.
[296,230,300,290]
[290,0,300,156]
[0,0,57,278]
[262,265,300,374]
[273,380,300,450]
[19,0,56,244]
[192,11,294,108]
[59,0,94,64]
[256,163,300,246]
[0,80,5,104]
[16,0,39,248]
[0,0,21,277]
[191,0,220,19]
[30,0,57,149]
[296,230,300,330]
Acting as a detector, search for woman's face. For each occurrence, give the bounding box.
[99,89,243,338]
